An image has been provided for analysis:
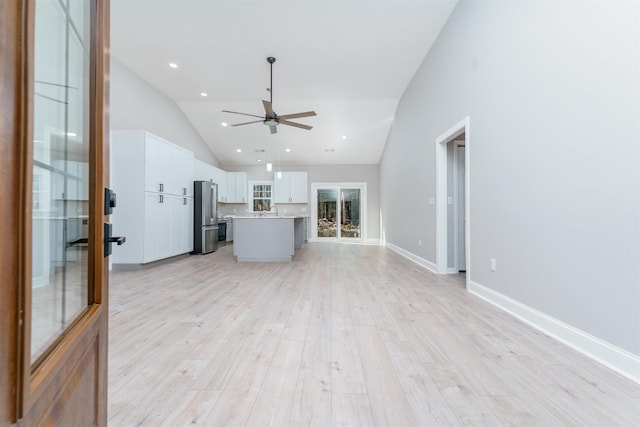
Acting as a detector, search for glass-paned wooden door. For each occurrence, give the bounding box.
[1,0,109,424]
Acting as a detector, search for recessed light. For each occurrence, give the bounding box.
[236,148,242,153]
[221,122,228,127]
[257,159,262,163]
[169,62,178,68]
[200,92,208,97]
[285,148,291,153]
[342,135,347,140]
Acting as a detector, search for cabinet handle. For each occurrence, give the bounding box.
[159,183,164,192]
[183,197,187,205]
[183,187,187,195]
[159,194,164,203]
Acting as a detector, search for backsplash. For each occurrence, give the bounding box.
[217,203,310,217]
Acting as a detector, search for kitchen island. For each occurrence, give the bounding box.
[232,216,305,262]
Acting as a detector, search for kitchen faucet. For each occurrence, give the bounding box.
[270,205,279,216]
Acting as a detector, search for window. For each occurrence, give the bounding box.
[250,181,273,212]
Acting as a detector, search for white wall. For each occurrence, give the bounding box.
[110,57,220,166]
[380,0,640,361]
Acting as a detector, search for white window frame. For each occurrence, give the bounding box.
[248,180,274,213]
[310,182,367,242]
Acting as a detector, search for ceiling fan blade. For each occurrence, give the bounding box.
[262,100,275,118]
[269,125,277,135]
[222,110,264,119]
[279,120,313,131]
[231,120,263,126]
[277,111,317,120]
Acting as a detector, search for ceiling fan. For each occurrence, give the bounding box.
[222,57,316,134]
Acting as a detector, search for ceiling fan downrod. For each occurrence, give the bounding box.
[267,56,275,104]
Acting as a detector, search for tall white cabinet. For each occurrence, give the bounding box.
[111,130,194,266]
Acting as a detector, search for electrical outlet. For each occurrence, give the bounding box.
[301,207,306,212]
[490,258,496,271]
[418,239,422,247]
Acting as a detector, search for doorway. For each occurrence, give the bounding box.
[453,141,466,272]
[435,117,470,286]
[311,183,366,242]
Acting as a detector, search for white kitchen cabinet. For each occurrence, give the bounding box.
[141,193,193,263]
[143,132,161,193]
[111,130,195,266]
[194,159,227,203]
[274,172,307,203]
[143,192,164,263]
[225,171,247,203]
[180,197,194,253]
[212,167,228,202]
[114,130,193,196]
[157,137,194,196]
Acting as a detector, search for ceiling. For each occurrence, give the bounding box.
[110,0,458,167]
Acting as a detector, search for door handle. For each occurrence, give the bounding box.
[110,236,126,245]
[104,223,126,257]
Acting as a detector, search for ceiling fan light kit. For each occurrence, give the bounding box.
[222,57,317,134]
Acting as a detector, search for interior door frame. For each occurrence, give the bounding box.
[310,182,367,243]
[453,140,466,272]
[0,0,111,424]
[435,117,470,288]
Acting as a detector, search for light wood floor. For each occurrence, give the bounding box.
[108,243,640,426]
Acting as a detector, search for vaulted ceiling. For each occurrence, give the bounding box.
[110,0,458,166]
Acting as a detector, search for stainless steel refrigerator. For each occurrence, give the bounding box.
[193,181,218,254]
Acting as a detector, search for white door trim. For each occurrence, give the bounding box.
[435,117,470,289]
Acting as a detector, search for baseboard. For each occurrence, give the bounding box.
[306,238,380,245]
[469,280,640,384]
[384,242,438,274]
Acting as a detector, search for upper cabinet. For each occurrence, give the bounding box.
[274,172,308,203]
[194,159,228,202]
[225,172,247,203]
[212,167,228,202]
[114,130,194,197]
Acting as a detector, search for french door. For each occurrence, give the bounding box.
[0,0,111,425]
[312,183,366,242]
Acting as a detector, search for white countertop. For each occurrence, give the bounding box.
[231,215,307,219]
